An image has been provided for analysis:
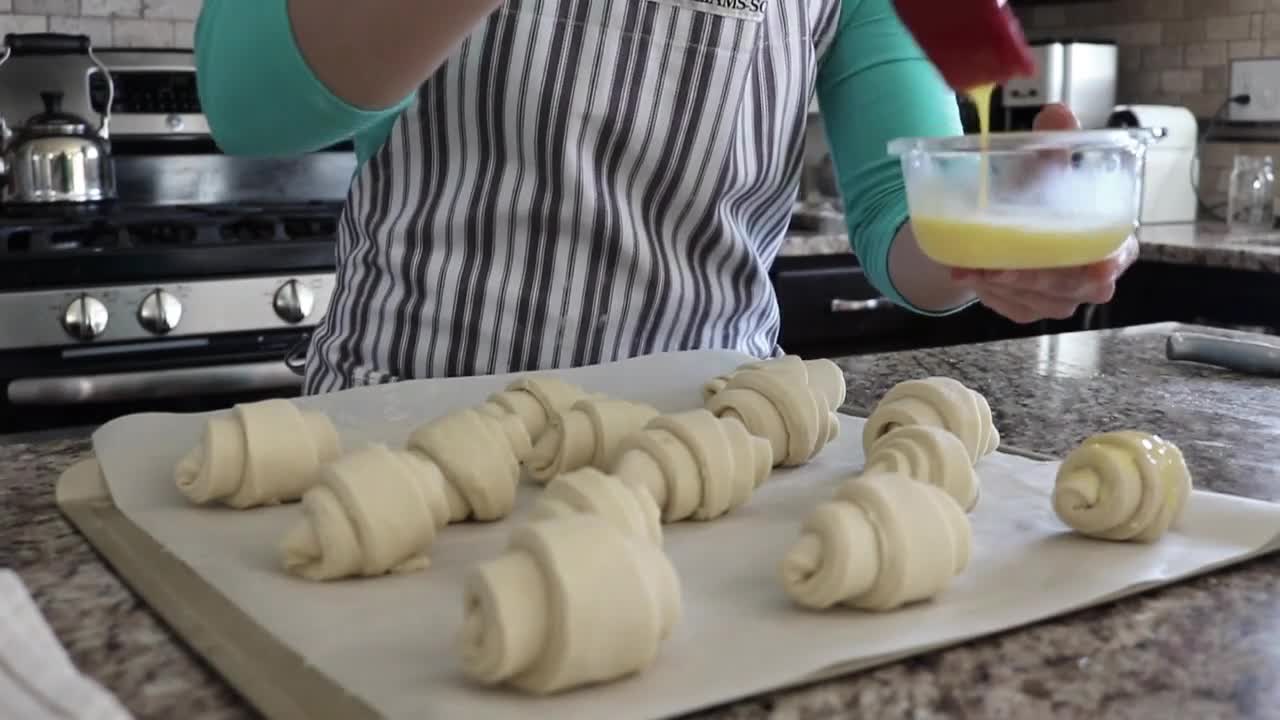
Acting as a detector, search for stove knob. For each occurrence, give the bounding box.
[62,294,109,341]
[137,289,183,335]
[273,279,315,324]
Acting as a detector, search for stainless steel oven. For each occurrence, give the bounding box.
[0,39,352,434]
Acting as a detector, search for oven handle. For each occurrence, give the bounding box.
[830,297,889,313]
[6,361,301,406]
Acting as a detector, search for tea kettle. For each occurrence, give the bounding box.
[0,33,116,204]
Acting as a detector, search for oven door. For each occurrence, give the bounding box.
[0,329,309,435]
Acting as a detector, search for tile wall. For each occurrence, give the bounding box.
[0,0,198,51]
[1019,0,1280,207]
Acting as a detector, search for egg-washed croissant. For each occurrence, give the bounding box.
[175,398,341,509]
[530,468,663,546]
[705,356,845,467]
[279,408,532,582]
[611,409,773,523]
[458,514,682,695]
[525,398,659,484]
[478,375,592,448]
[781,470,971,612]
[862,377,999,465]
[1053,431,1192,543]
[863,425,979,511]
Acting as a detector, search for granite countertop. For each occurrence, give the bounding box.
[781,220,1280,274]
[4,321,1280,719]
[1138,222,1280,272]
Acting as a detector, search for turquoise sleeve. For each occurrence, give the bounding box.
[815,0,966,314]
[195,0,412,165]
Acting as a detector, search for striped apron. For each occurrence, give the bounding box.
[303,0,842,394]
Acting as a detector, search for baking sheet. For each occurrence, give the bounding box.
[83,349,1280,720]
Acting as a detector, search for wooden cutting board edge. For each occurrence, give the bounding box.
[53,409,1060,720]
[55,457,381,720]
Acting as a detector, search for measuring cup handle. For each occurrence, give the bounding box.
[4,33,91,56]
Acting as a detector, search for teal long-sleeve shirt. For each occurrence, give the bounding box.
[194,0,962,312]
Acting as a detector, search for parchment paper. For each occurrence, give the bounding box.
[88,349,1280,720]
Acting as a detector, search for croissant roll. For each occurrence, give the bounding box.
[530,468,663,546]
[525,398,659,484]
[478,376,592,446]
[1053,431,1192,543]
[703,355,847,412]
[458,515,682,695]
[706,368,836,467]
[781,471,970,612]
[612,409,773,522]
[280,444,452,581]
[864,425,980,511]
[175,398,341,509]
[407,408,531,522]
[862,377,999,465]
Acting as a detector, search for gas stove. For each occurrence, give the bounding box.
[0,202,341,288]
[0,44,350,433]
[0,201,341,352]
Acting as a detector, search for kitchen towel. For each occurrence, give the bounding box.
[0,569,133,720]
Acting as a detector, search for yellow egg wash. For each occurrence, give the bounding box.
[967,83,994,209]
[911,217,1131,270]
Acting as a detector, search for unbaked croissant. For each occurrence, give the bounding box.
[479,375,591,447]
[175,398,341,509]
[458,514,682,695]
[1053,431,1192,543]
[863,425,980,511]
[781,470,971,611]
[704,356,845,467]
[702,355,846,407]
[611,409,773,522]
[279,444,452,581]
[525,398,659,483]
[530,468,663,546]
[862,377,999,465]
[407,408,532,522]
[279,408,532,581]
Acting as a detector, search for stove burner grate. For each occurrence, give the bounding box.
[0,202,343,257]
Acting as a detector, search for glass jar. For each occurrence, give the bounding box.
[1227,154,1276,234]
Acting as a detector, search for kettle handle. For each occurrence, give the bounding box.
[0,33,113,140]
[4,33,91,56]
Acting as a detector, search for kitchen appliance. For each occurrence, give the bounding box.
[1105,104,1199,225]
[0,37,356,434]
[960,40,1117,133]
[0,33,116,204]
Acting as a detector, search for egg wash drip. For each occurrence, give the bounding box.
[911,85,1131,270]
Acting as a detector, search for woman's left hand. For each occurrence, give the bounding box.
[951,103,1139,324]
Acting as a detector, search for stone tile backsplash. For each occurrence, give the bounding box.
[0,0,196,49]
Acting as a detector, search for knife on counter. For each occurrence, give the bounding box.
[1166,331,1280,377]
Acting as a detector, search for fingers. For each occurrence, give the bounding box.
[979,268,1118,305]
[974,285,1080,324]
[1032,103,1081,131]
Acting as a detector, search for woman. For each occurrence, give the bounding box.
[195,0,1135,394]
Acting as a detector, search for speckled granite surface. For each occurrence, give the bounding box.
[780,222,1280,273]
[4,321,1280,719]
[777,233,850,257]
[1138,223,1280,272]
